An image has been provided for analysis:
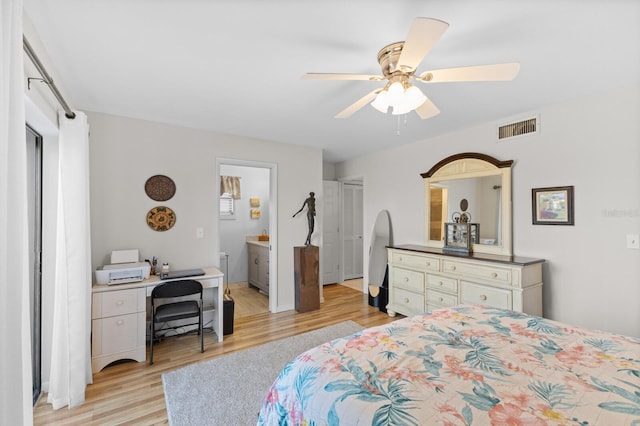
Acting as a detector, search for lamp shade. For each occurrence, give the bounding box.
[371,90,390,113]
[404,85,427,110]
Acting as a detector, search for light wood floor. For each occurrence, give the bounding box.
[226,281,270,318]
[33,284,397,425]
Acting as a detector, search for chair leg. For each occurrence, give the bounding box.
[200,310,204,353]
[149,319,154,365]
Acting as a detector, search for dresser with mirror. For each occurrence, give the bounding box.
[386,153,545,317]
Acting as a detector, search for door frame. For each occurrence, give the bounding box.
[216,158,278,313]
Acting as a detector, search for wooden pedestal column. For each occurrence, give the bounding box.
[294,245,320,312]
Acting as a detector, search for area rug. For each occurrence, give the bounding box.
[162,320,364,426]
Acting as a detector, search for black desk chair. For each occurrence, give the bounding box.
[149,279,204,365]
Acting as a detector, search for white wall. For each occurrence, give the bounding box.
[336,84,640,337]
[219,164,270,283]
[88,112,322,310]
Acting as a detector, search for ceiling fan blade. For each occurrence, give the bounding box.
[335,89,382,119]
[302,73,384,81]
[396,18,449,73]
[415,62,521,83]
[415,96,440,119]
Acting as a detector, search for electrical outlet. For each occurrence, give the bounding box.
[627,234,639,249]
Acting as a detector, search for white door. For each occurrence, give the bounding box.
[321,181,340,285]
[342,183,363,280]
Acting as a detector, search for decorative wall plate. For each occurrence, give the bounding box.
[146,206,176,231]
[145,175,176,201]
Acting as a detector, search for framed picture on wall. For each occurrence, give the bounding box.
[532,186,574,225]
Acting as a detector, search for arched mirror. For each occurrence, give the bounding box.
[422,153,513,256]
[368,210,391,310]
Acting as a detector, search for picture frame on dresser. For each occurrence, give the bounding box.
[532,185,574,225]
[443,222,478,254]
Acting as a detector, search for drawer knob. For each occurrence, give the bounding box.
[439,281,443,286]
[450,265,457,271]
[404,297,410,303]
[403,277,409,282]
[439,297,444,302]
[116,320,124,325]
[480,295,487,301]
[399,257,403,261]
[117,300,124,305]
[491,272,498,278]
[426,262,430,266]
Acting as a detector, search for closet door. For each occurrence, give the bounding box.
[342,183,363,280]
[321,181,340,285]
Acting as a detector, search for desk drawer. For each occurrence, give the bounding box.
[92,288,145,319]
[426,274,458,293]
[390,251,439,272]
[92,312,145,356]
[391,267,424,293]
[443,260,511,284]
[391,287,425,315]
[460,281,512,309]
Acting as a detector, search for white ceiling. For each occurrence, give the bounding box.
[23,0,640,163]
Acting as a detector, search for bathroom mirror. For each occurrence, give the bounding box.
[422,153,513,256]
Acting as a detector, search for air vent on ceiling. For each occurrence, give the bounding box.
[497,116,539,141]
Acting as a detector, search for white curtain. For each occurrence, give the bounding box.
[0,0,33,424]
[47,111,93,409]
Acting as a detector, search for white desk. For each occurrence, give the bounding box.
[91,267,223,373]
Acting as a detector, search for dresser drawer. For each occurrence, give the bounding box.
[443,260,511,284]
[460,281,512,309]
[92,288,145,319]
[391,251,439,272]
[391,287,425,315]
[426,274,458,293]
[426,289,457,307]
[391,267,425,293]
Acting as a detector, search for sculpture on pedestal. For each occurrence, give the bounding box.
[293,192,316,246]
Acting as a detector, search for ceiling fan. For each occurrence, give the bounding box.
[303,17,520,119]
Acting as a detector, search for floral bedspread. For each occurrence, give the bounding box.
[257,304,640,425]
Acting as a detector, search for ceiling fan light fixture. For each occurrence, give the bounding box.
[386,81,405,105]
[404,85,427,110]
[391,102,413,116]
[371,90,390,113]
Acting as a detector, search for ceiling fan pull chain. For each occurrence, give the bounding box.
[396,115,401,136]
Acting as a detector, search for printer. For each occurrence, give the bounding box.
[95,249,151,285]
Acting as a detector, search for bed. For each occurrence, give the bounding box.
[257,304,640,425]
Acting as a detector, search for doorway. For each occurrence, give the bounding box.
[217,159,278,316]
[342,182,364,281]
[321,181,340,285]
[26,125,43,406]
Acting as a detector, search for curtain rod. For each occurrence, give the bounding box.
[23,36,76,119]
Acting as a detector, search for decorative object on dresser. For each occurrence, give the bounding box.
[443,222,476,254]
[532,185,575,225]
